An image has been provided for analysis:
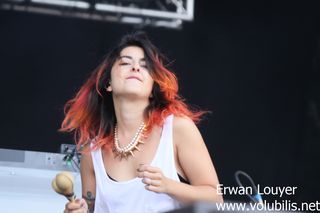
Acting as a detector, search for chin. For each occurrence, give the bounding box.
[120,90,150,99]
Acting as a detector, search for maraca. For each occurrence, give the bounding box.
[52,171,76,201]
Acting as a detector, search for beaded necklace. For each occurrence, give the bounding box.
[113,122,146,159]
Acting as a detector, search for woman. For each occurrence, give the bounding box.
[61,32,223,213]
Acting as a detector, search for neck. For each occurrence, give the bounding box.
[113,96,149,137]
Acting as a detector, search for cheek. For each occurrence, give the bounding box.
[145,75,154,90]
[111,66,119,77]
[110,67,122,84]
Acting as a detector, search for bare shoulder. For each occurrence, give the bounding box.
[173,115,194,128]
[173,115,203,146]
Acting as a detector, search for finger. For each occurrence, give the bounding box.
[142,178,161,186]
[65,199,83,211]
[72,208,87,213]
[79,198,88,209]
[64,204,87,213]
[138,164,161,172]
[137,165,162,174]
[65,209,86,213]
[145,184,161,193]
[142,178,152,185]
[66,209,86,213]
[138,171,162,180]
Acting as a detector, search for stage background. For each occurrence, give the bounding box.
[1,1,319,203]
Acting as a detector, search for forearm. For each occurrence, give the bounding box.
[82,192,95,213]
[166,178,223,204]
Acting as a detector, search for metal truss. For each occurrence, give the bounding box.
[0,0,195,29]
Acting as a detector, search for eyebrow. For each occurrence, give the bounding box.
[119,55,146,61]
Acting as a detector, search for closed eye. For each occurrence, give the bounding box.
[140,61,147,68]
[120,62,130,66]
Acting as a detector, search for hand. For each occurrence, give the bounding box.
[137,164,170,193]
[64,198,88,213]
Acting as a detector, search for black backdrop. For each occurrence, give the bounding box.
[1,1,319,204]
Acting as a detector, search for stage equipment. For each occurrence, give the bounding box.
[0,148,81,213]
[0,0,194,29]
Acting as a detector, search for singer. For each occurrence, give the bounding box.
[60,32,223,213]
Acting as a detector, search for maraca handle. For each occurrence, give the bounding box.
[66,194,76,202]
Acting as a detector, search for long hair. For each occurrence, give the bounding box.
[60,32,206,151]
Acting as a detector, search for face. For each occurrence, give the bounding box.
[107,46,154,99]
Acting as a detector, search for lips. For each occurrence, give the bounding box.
[126,76,142,82]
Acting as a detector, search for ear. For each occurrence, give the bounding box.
[106,85,112,92]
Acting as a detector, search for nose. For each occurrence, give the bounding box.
[131,62,140,72]
[131,67,140,72]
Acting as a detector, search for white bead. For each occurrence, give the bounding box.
[114,122,146,157]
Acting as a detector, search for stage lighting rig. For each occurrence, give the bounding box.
[0,0,194,29]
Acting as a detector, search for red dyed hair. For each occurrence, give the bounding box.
[60,32,206,151]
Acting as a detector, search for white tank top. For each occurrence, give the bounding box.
[91,115,181,213]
